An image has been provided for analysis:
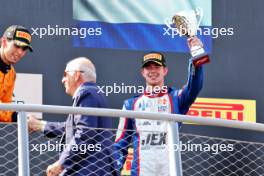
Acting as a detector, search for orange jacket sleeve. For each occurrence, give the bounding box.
[0,67,16,122]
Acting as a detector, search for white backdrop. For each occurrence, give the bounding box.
[13,73,43,118]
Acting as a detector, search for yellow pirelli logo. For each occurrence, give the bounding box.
[16,31,31,42]
[143,53,162,61]
[187,98,256,122]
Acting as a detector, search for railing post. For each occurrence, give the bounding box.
[168,121,183,176]
[17,112,30,176]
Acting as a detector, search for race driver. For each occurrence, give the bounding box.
[114,36,206,176]
[0,25,33,122]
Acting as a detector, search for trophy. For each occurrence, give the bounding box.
[169,8,210,66]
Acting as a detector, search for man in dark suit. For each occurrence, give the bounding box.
[28,57,115,176]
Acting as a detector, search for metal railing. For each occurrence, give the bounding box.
[1,125,264,175]
[0,103,264,176]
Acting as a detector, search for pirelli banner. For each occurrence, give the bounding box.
[187,97,256,122]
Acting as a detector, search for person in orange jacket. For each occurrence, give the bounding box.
[0,25,33,122]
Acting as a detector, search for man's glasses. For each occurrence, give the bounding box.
[63,70,85,77]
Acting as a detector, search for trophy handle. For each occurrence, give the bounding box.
[164,17,178,32]
[195,7,203,27]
